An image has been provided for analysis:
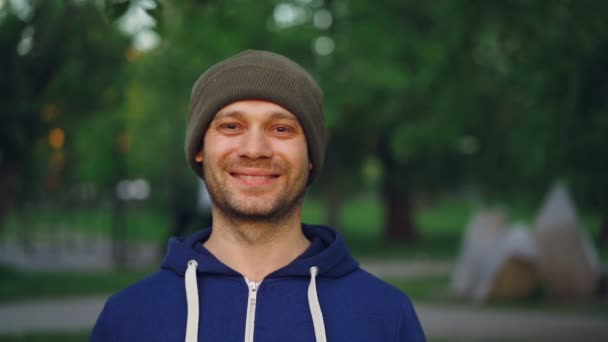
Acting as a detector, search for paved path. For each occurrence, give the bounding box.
[0,236,158,272]
[417,303,608,341]
[0,296,105,334]
[1,296,607,340]
[362,259,452,278]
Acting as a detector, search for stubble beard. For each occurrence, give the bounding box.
[203,158,309,226]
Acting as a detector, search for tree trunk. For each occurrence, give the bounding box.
[381,165,418,241]
[326,185,343,229]
[111,196,128,269]
[111,128,128,270]
[0,163,20,234]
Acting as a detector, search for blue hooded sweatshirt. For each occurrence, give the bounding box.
[91,225,425,341]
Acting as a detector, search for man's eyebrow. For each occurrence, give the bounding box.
[268,111,299,122]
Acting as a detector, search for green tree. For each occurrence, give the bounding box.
[321,1,481,240]
[322,0,608,241]
[468,0,608,239]
[0,0,129,225]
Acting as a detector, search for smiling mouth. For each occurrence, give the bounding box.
[229,172,280,185]
[232,174,278,180]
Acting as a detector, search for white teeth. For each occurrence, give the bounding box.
[237,175,273,179]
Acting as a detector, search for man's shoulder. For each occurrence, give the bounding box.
[91,269,186,340]
[345,267,412,302]
[320,267,425,341]
[322,266,414,314]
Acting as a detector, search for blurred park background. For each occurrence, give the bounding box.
[1,0,607,341]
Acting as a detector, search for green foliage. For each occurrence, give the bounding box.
[72,110,123,186]
[455,1,608,210]
[3,0,608,239]
[0,0,130,195]
[104,0,130,21]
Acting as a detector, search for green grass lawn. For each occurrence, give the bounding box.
[4,193,605,259]
[0,332,88,342]
[0,265,151,303]
[302,194,473,240]
[304,195,472,259]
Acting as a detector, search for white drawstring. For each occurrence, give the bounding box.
[308,266,327,342]
[185,260,199,342]
[184,261,326,342]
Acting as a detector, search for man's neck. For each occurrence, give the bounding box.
[203,209,311,282]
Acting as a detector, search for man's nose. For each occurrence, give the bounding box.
[237,129,273,159]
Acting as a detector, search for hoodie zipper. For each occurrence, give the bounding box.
[244,278,261,342]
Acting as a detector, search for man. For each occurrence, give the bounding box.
[91,50,425,341]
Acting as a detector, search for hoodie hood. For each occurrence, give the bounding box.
[161,224,359,279]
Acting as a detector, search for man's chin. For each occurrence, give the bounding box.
[219,199,299,223]
[225,208,286,223]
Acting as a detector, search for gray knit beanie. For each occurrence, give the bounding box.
[185,49,326,184]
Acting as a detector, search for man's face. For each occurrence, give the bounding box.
[195,100,311,222]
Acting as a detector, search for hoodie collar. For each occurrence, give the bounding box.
[161,224,359,278]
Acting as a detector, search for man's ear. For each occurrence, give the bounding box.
[195,150,204,163]
[309,162,312,170]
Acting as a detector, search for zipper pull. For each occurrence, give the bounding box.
[250,281,257,305]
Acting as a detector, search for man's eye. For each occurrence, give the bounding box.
[220,123,239,130]
[215,122,243,134]
[274,126,292,133]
